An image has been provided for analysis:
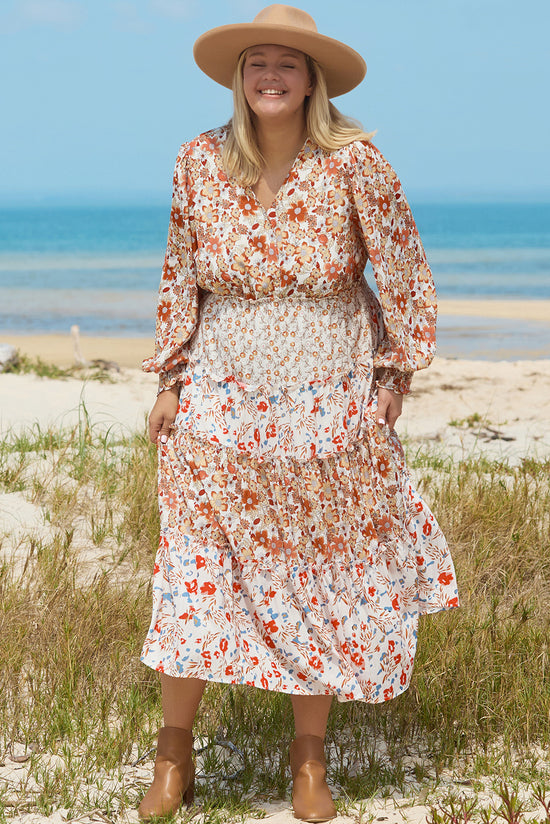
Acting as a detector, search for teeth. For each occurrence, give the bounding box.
[261,89,284,95]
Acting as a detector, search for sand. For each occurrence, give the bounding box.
[0,369,157,436]
[401,357,550,463]
[0,749,534,824]
[2,735,547,824]
[438,298,550,322]
[0,334,153,370]
[2,313,550,823]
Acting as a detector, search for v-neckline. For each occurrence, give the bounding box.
[246,137,312,216]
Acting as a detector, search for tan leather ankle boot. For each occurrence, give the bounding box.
[290,734,336,822]
[138,727,195,820]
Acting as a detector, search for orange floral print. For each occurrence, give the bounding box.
[286,200,308,222]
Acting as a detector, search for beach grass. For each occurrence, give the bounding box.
[2,350,117,382]
[0,417,549,820]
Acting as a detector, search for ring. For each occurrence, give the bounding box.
[168,424,176,430]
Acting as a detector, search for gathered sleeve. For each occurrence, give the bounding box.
[142,143,199,392]
[349,141,437,395]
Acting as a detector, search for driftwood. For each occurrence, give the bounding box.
[0,343,18,372]
[70,325,120,372]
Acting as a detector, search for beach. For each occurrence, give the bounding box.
[2,298,550,824]
[1,348,550,824]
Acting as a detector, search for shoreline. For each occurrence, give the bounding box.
[1,299,549,368]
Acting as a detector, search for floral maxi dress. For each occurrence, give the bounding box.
[141,128,458,703]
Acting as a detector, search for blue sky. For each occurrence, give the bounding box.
[1,0,549,203]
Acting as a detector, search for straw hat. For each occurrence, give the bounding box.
[193,4,366,98]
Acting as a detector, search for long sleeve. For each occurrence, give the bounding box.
[349,141,437,395]
[142,143,199,391]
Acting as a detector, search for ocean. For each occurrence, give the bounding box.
[1,202,549,357]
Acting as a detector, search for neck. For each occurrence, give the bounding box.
[254,117,307,171]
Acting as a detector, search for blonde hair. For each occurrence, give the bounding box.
[222,50,373,186]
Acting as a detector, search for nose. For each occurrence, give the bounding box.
[262,64,280,81]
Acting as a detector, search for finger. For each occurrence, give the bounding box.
[148,417,161,444]
[149,412,172,445]
[387,403,403,430]
[376,399,389,427]
[158,416,176,444]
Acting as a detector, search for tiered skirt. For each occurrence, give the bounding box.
[141,361,458,703]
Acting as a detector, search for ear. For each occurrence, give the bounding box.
[304,54,316,97]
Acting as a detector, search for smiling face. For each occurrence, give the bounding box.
[242,44,313,127]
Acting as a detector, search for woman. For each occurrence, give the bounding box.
[139,5,459,822]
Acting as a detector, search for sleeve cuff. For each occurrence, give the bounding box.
[375,367,413,395]
[157,368,184,394]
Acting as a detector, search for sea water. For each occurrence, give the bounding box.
[1,202,549,355]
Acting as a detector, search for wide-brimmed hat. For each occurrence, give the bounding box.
[193,4,366,98]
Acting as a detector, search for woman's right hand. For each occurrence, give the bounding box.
[148,385,180,444]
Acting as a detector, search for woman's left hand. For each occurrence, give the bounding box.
[376,387,403,430]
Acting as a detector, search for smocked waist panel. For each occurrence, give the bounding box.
[187,281,381,390]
